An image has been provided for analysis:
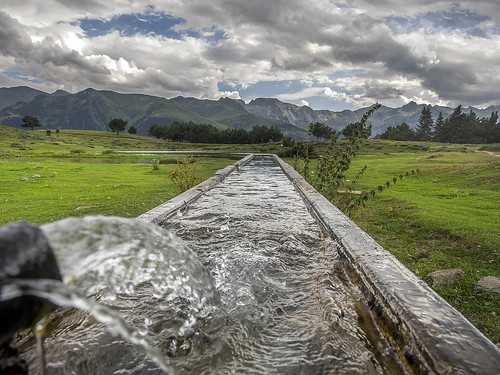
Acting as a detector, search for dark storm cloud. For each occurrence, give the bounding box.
[0,11,108,75]
[0,11,32,58]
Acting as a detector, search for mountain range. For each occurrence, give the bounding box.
[1,86,499,139]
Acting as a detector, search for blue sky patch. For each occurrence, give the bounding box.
[76,12,185,39]
[385,9,498,37]
[76,11,228,42]
[5,71,43,84]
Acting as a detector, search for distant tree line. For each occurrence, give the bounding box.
[148,121,283,144]
[377,105,500,143]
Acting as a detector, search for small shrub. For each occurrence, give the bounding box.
[169,155,200,193]
[282,136,295,147]
[70,149,85,154]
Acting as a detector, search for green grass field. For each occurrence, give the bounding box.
[0,126,238,223]
[1,126,499,344]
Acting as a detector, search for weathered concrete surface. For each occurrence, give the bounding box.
[139,153,500,375]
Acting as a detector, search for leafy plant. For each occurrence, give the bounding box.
[108,118,128,135]
[295,104,420,214]
[151,159,160,171]
[299,104,379,199]
[21,116,41,131]
[169,155,200,193]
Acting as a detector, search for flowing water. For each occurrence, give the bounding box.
[13,156,404,374]
[160,156,403,374]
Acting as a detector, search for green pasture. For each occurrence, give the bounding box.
[0,125,284,158]
[0,157,233,224]
[1,125,499,343]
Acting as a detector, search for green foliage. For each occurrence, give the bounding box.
[151,159,160,171]
[415,104,434,141]
[301,104,380,202]
[308,122,332,141]
[295,104,423,214]
[288,141,317,158]
[128,126,137,134]
[21,116,41,131]
[108,118,128,134]
[148,121,283,144]
[169,155,200,193]
[341,114,373,139]
[376,122,415,141]
[379,104,500,144]
[282,136,295,147]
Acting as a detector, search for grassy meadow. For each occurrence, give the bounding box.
[0,125,238,224]
[1,125,499,343]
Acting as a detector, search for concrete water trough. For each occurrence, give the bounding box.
[138,153,500,375]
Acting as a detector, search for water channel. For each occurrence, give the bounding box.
[159,155,404,374]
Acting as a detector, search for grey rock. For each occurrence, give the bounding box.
[425,268,464,288]
[19,177,31,181]
[476,276,500,295]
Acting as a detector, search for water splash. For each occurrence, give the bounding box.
[9,217,221,374]
[3,279,172,373]
[42,216,220,332]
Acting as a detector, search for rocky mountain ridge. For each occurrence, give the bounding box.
[1,86,498,138]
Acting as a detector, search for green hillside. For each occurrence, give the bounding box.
[0,88,226,136]
[0,86,47,111]
[171,96,307,139]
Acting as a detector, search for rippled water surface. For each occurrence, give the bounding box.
[16,156,403,374]
[161,156,403,374]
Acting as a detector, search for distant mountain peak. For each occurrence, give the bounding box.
[50,89,71,96]
[401,101,421,112]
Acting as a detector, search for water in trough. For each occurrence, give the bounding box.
[13,156,404,374]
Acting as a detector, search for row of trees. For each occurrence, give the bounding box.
[148,121,283,144]
[377,105,500,143]
[19,116,138,135]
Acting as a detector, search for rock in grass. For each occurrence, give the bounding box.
[476,276,500,295]
[425,268,464,288]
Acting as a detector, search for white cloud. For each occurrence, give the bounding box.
[0,1,499,109]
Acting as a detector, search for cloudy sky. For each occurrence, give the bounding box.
[1,1,499,110]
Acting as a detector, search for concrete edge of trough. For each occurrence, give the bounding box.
[138,154,254,224]
[273,154,500,375]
